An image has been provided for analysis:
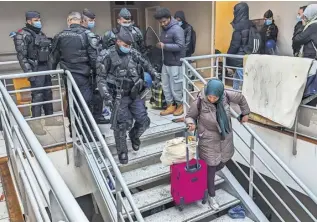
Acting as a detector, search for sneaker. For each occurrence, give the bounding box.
[160,104,176,116]
[208,196,219,210]
[173,104,184,116]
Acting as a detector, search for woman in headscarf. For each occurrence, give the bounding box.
[185,79,250,210]
[293,4,317,59]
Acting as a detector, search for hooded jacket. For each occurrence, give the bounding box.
[227,2,253,67]
[160,17,185,66]
[293,4,317,59]
[175,11,193,57]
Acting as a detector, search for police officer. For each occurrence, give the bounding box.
[49,11,98,141]
[14,11,62,136]
[97,29,160,164]
[102,8,146,55]
[81,9,108,124]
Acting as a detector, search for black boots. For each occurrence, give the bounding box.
[118,152,128,165]
[114,129,129,164]
[129,130,141,151]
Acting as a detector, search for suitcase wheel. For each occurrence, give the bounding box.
[202,190,209,205]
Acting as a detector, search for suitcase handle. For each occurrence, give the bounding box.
[185,128,201,173]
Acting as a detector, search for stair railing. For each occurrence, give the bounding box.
[181,55,317,222]
[0,70,89,222]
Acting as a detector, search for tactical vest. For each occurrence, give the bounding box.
[59,27,89,64]
[107,47,143,97]
[23,28,51,63]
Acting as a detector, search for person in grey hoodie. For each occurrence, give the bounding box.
[154,7,185,116]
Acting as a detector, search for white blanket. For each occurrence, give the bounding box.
[242,55,313,128]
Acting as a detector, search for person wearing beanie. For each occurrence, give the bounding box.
[174,11,195,57]
[102,8,146,55]
[96,28,160,164]
[154,7,185,116]
[185,78,250,210]
[260,9,279,54]
[13,11,63,135]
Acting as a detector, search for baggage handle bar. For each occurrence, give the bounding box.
[185,128,201,173]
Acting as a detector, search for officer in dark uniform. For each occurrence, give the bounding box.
[49,11,98,141]
[14,11,62,136]
[81,8,108,124]
[102,8,146,55]
[97,29,160,164]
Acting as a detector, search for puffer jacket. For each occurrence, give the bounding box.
[227,2,253,67]
[293,22,317,59]
[175,10,193,57]
[185,90,250,166]
[160,17,185,66]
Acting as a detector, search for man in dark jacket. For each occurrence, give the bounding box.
[227,2,253,90]
[81,9,108,125]
[260,9,278,54]
[14,11,63,135]
[154,7,185,116]
[49,11,99,141]
[102,8,146,55]
[292,5,307,56]
[174,11,194,57]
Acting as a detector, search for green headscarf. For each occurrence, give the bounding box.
[205,79,231,140]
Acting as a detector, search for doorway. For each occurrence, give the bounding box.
[145,6,161,36]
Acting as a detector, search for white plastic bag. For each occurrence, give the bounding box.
[160,137,197,166]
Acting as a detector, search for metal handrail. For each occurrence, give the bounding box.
[181,56,317,221]
[0,72,89,221]
[65,70,144,222]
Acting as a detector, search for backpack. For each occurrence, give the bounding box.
[244,25,262,54]
[188,27,196,55]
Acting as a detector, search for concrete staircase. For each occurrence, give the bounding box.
[86,108,263,222]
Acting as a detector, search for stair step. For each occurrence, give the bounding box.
[122,177,225,215]
[98,141,166,169]
[144,189,240,222]
[210,215,254,222]
[99,122,185,146]
[122,163,169,189]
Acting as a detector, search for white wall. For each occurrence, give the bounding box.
[247,1,313,56]
[0,1,112,54]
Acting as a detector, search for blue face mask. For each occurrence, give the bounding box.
[178,21,183,26]
[119,45,131,54]
[33,21,42,29]
[88,21,95,29]
[265,19,272,26]
[121,23,131,27]
[297,15,302,22]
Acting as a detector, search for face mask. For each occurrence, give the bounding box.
[119,45,131,54]
[297,15,302,22]
[178,21,183,26]
[88,21,95,29]
[33,21,42,29]
[121,23,131,27]
[265,19,272,25]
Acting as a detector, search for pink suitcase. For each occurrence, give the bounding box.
[170,130,208,211]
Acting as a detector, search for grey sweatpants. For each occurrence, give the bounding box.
[161,65,183,105]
